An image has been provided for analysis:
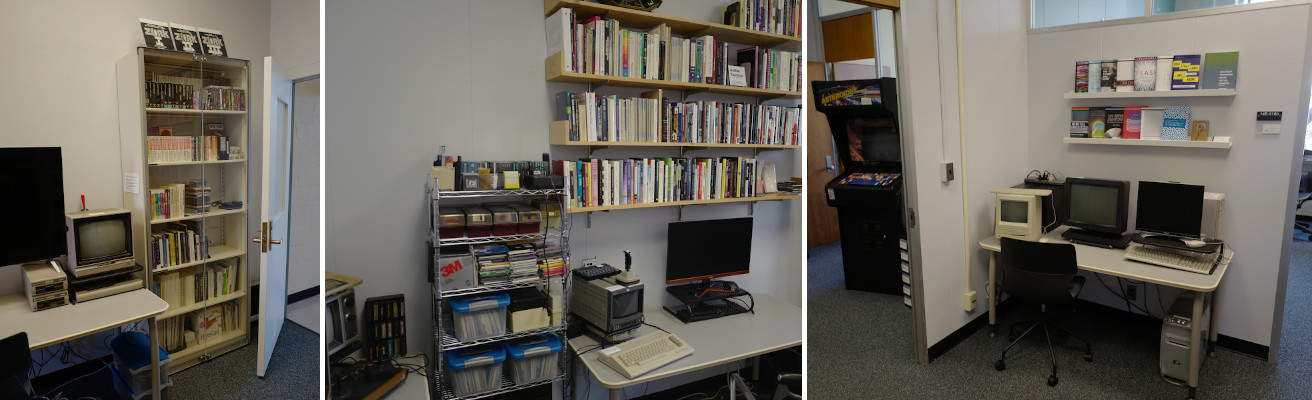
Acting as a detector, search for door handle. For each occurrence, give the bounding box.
[252,222,280,253]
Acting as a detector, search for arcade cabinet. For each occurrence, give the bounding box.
[812,77,905,294]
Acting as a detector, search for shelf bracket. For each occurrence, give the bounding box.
[676,205,683,221]
[590,80,613,91]
[586,212,592,228]
[691,27,712,37]
[749,201,755,216]
[587,145,608,158]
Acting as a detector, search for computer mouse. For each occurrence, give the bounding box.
[1183,239,1207,248]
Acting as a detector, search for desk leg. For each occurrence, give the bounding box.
[149,315,161,399]
[988,252,997,337]
[752,356,760,381]
[610,388,622,400]
[1208,290,1219,357]
[1188,291,1204,399]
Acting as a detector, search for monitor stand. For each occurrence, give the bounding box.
[1060,228,1131,249]
[664,280,752,323]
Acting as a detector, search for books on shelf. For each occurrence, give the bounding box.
[555,90,800,145]
[547,8,801,92]
[721,0,801,37]
[553,156,763,210]
[149,183,186,221]
[149,221,208,269]
[147,134,231,163]
[146,74,245,110]
[1072,53,1236,93]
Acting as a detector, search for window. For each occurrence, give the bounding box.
[1035,0,1281,29]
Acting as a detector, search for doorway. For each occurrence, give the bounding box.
[284,76,321,333]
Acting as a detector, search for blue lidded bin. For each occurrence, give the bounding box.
[445,344,507,397]
[448,292,511,341]
[109,331,171,395]
[502,333,562,384]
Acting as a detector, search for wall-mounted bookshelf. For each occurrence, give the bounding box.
[544,0,800,47]
[546,53,798,98]
[1063,89,1235,99]
[568,193,800,213]
[1063,137,1232,149]
[549,120,799,150]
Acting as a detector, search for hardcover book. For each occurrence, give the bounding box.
[168,23,201,54]
[1140,108,1164,139]
[196,27,227,57]
[1162,106,1192,140]
[1090,107,1107,138]
[1155,56,1173,91]
[1075,61,1089,93]
[1088,61,1102,93]
[1134,57,1157,91]
[1070,107,1090,138]
[1202,51,1238,90]
[139,18,175,51]
[1115,59,1135,92]
[1105,107,1125,138]
[1171,54,1202,90]
[1100,60,1117,92]
[1123,107,1143,139]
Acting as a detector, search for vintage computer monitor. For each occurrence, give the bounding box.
[665,217,753,287]
[1136,181,1206,239]
[1061,177,1131,246]
[65,208,135,278]
[991,188,1051,241]
[0,147,70,311]
[571,276,644,335]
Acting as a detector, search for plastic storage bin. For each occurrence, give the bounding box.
[503,333,562,384]
[110,332,170,395]
[509,204,541,234]
[488,206,519,236]
[463,207,493,237]
[438,207,466,239]
[449,292,510,341]
[445,344,506,398]
[110,364,173,400]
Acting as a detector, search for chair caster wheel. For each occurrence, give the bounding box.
[1084,353,1093,362]
[995,360,1005,371]
[1048,375,1058,386]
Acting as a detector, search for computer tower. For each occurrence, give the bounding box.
[1161,293,1208,383]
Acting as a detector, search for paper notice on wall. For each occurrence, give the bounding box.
[124,173,140,194]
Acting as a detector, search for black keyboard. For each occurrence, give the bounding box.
[573,265,620,281]
[1061,229,1131,249]
[668,301,749,323]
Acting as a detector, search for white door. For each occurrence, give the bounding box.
[256,56,293,377]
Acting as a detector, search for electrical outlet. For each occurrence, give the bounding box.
[941,161,955,182]
[964,290,977,311]
[1126,284,1138,301]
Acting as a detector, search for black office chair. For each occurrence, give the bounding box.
[1295,170,1312,236]
[993,237,1092,387]
[0,332,33,399]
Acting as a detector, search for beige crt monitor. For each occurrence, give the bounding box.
[991,188,1052,241]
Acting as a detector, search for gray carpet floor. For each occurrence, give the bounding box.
[807,233,1312,399]
[169,319,320,399]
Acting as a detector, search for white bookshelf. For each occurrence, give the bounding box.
[117,48,252,372]
[1063,137,1232,149]
[1063,89,1235,99]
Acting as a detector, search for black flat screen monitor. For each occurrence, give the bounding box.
[666,217,753,284]
[0,147,66,266]
[1136,181,1205,238]
[1063,177,1129,234]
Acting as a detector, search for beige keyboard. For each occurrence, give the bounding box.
[596,331,695,379]
[1124,244,1219,274]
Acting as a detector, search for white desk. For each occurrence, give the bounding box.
[979,227,1232,399]
[0,289,169,398]
[569,293,802,400]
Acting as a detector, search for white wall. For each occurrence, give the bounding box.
[0,0,272,374]
[324,0,801,397]
[1026,4,1312,347]
[271,0,321,80]
[288,79,320,295]
[899,0,1032,348]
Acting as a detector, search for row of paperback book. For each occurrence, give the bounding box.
[146,134,232,163]
[147,75,243,110]
[154,262,239,307]
[721,0,802,37]
[555,90,801,145]
[1074,52,1237,93]
[546,8,802,92]
[1070,105,1201,140]
[553,157,764,209]
[157,301,240,353]
[149,180,214,221]
[149,221,209,269]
